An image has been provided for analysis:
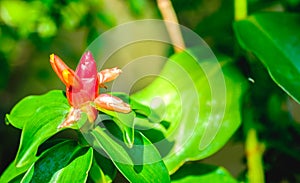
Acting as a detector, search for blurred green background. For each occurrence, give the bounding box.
[1,0,300,182]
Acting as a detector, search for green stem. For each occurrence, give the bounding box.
[246,129,265,183]
[234,0,248,20]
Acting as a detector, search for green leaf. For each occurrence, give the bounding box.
[6,90,70,167]
[113,118,135,148]
[114,92,162,123]
[94,102,136,148]
[89,153,116,183]
[6,90,69,129]
[171,163,238,183]
[84,125,170,183]
[93,101,135,126]
[21,140,93,183]
[88,158,107,183]
[131,48,247,173]
[234,12,300,103]
[0,160,30,183]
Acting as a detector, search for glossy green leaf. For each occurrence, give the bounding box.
[131,48,246,173]
[21,140,93,183]
[6,90,69,129]
[113,118,135,148]
[89,153,116,183]
[114,92,162,123]
[134,115,168,140]
[84,125,170,183]
[5,90,70,167]
[234,12,300,103]
[88,158,107,183]
[0,160,30,183]
[171,163,237,183]
[94,102,136,148]
[93,101,135,126]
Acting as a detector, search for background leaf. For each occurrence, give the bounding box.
[171,163,237,183]
[234,12,300,103]
[21,140,92,183]
[131,48,247,173]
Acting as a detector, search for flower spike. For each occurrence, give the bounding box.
[98,67,122,88]
[50,51,131,129]
[50,54,82,89]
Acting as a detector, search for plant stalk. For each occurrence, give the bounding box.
[246,128,265,183]
[234,0,248,20]
[157,0,185,53]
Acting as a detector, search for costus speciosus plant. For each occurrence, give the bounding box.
[1,48,245,183]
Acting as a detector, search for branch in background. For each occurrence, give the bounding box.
[246,129,265,183]
[157,0,185,53]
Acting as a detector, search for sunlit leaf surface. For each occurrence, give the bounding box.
[6,90,70,167]
[234,12,300,103]
[84,125,170,183]
[131,48,246,173]
[21,140,92,182]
